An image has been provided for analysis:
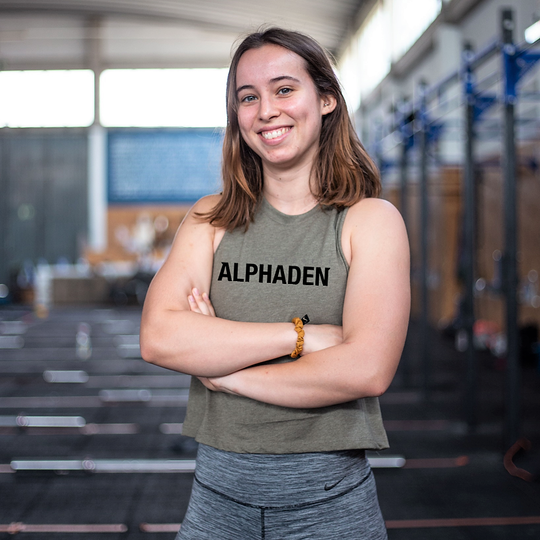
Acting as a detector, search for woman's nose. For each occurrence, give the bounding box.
[258,95,279,121]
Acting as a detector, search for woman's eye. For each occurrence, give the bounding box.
[278,87,292,95]
[241,95,257,103]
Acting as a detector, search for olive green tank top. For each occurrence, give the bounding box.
[182,198,389,453]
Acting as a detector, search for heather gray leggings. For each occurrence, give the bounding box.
[176,444,387,540]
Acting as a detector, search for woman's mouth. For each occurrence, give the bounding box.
[260,127,291,140]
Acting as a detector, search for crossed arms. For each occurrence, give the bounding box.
[140,195,410,408]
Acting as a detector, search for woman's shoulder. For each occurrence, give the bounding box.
[345,197,403,229]
[341,198,407,262]
[348,196,398,214]
[182,194,226,251]
[181,194,222,229]
[189,193,222,216]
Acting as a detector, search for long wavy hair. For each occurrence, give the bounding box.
[201,27,381,230]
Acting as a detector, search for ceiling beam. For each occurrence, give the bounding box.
[0,4,247,35]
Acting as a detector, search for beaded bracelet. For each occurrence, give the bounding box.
[290,315,309,358]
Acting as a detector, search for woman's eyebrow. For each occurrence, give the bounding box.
[270,75,301,84]
[236,75,301,95]
[236,84,255,95]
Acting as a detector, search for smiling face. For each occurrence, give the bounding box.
[235,44,335,177]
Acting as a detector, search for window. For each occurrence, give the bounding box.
[338,0,442,111]
[100,68,228,127]
[0,70,94,128]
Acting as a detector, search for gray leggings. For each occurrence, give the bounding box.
[176,444,387,540]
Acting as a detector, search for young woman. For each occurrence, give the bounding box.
[140,27,410,540]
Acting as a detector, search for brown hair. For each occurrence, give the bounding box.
[201,27,381,230]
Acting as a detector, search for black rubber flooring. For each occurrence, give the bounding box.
[0,305,539,539]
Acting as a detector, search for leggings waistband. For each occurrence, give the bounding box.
[194,444,370,507]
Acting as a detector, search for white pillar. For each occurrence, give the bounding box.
[86,16,107,252]
[87,124,107,251]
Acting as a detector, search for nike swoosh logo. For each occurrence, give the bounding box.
[324,476,346,491]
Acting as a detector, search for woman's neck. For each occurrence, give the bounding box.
[262,162,318,215]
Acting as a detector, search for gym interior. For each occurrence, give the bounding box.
[1,0,539,538]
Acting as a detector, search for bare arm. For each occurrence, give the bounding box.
[199,198,411,407]
[140,195,303,377]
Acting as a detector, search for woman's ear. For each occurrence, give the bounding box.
[321,95,337,115]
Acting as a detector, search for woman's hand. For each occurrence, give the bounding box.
[301,324,343,355]
[198,376,220,391]
[187,288,215,316]
[198,373,240,395]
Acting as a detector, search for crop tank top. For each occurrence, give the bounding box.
[181,197,389,454]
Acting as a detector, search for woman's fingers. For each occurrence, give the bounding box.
[202,292,216,316]
[187,294,200,313]
[188,288,216,316]
[198,376,218,391]
[198,374,240,396]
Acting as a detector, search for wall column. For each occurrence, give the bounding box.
[87,16,107,252]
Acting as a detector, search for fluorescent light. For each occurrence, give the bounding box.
[525,20,540,44]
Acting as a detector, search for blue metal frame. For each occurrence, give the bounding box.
[462,47,498,123]
[375,32,540,173]
[503,44,540,103]
[372,10,540,445]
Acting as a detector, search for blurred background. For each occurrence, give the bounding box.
[0,0,539,538]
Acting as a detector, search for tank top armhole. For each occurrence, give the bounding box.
[336,207,351,271]
[213,227,227,256]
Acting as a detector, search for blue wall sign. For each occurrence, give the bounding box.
[108,129,223,203]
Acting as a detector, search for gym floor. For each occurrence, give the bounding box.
[0,305,539,539]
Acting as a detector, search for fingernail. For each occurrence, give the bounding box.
[202,293,209,300]
[193,288,199,295]
[188,295,194,303]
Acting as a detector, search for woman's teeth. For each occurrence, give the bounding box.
[261,127,290,140]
